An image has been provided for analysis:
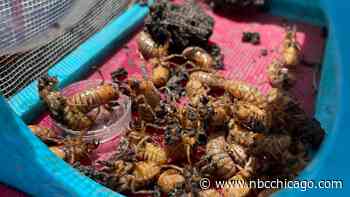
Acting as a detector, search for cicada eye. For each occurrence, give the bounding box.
[200,95,209,104]
[196,133,208,145]
[128,79,141,90]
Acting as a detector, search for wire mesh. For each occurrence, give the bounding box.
[0,0,73,54]
[0,0,132,98]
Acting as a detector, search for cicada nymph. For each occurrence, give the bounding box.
[224,80,267,109]
[182,46,215,70]
[198,136,237,179]
[136,139,168,165]
[38,75,94,131]
[282,25,301,67]
[157,169,186,194]
[233,101,272,133]
[28,125,62,145]
[137,31,169,60]
[267,60,296,90]
[49,135,99,164]
[67,83,120,113]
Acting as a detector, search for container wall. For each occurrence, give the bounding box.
[270,0,326,26]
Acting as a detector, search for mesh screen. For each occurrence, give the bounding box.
[0,0,132,98]
[0,0,73,54]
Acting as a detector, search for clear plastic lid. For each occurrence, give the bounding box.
[54,80,131,143]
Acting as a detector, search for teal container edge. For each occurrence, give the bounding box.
[269,0,326,26]
[278,0,350,196]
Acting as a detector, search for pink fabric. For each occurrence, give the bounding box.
[0,185,26,197]
[1,2,325,195]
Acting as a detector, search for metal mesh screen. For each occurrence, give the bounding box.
[0,0,73,54]
[0,0,132,98]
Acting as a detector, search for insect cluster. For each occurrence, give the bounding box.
[28,125,98,164]
[27,1,325,196]
[73,14,323,197]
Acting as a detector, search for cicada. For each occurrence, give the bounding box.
[38,75,93,131]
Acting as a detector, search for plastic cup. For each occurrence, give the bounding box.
[54,80,131,143]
